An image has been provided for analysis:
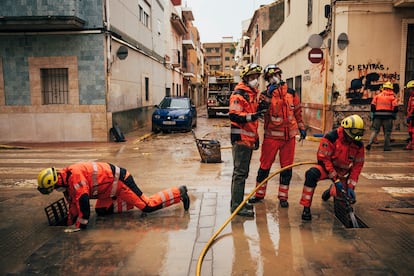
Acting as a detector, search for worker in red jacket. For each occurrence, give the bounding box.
[300,115,365,221]
[366,81,398,151]
[248,64,306,208]
[229,63,263,217]
[37,162,190,230]
[405,80,414,150]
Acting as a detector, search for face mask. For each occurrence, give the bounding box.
[248,78,259,88]
[270,76,281,84]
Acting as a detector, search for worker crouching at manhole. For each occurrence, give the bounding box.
[299,115,365,221]
[37,162,190,231]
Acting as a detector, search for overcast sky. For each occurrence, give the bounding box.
[183,0,275,43]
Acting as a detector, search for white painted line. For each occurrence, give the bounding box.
[361,172,414,180]
[382,187,414,194]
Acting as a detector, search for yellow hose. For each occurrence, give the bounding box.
[195,161,316,276]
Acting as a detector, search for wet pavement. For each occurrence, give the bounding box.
[0,107,413,276]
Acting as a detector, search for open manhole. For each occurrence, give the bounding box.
[334,197,368,228]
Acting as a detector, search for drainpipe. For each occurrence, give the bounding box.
[105,0,111,129]
[322,46,329,133]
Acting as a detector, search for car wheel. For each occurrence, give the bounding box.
[152,124,160,133]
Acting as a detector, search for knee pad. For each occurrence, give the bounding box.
[304,168,321,188]
[256,168,270,182]
[280,169,292,184]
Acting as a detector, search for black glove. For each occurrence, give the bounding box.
[254,138,260,150]
[299,129,307,140]
[251,111,263,121]
[257,100,269,114]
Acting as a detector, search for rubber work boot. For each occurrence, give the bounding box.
[302,207,312,221]
[231,205,255,217]
[248,196,264,204]
[179,185,190,211]
[322,186,332,201]
[279,200,289,208]
[230,201,253,210]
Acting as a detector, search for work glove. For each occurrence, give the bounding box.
[257,100,269,114]
[347,189,356,203]
[254,138,260,150]
[299,129,307,140]
[251,110,265,121]
[334,180,343,193]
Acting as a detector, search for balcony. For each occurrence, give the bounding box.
[183,61,195,78]
[393,0,414,7]
[170,49,181,68]
[170,13,187,35]
[182,32,195,50]
[0,16,85,31]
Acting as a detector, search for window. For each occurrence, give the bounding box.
[41,68,69,104]
[145,77,149,101]
[139,3,150,28]
[295,75,302,100]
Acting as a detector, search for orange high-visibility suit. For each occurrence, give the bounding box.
[253,83,305,201]
[300,127,365,207]
[57,162,183,228]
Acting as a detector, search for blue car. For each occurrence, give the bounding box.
[152,97,197,133]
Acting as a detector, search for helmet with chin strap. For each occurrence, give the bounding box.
[263,64,282,81]
[37,167,58,194]
[240,63,262,79]
[341,114,365,141]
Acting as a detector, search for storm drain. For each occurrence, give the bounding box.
[44,198,68,226]
[334,197,368,228]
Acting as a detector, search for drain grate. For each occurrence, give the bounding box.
[334,197,368,228]
[44,198,68,226]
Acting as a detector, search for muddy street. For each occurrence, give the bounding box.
[0,107,413,275]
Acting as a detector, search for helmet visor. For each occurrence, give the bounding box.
[37,186,54,195]
[349,128,364,137]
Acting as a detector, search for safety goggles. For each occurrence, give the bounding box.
[37,186,54,195]
[248,63,263,73]
[348,128,364,137]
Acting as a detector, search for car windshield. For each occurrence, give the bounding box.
[159,98,190,109]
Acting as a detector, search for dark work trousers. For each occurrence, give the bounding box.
[368,117,393,149]
[231,143,253,210]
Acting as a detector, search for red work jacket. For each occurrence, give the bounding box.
[317,127,365,187]
[262,83,305,140]
[229,82,259,148]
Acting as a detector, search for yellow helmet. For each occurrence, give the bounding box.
[382,81,393,90]
[405,80,414,89]
[341,114,364,141]
[240,63,262,79]
[37,167,58,194]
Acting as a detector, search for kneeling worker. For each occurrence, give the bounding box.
[37,162,190,230]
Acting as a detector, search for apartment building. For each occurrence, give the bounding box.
[0,0,203,142]
[244,0,414,134]
[203,38,237,77]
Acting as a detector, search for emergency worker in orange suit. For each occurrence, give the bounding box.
[300,115,365,221]
[229,63,264,217]
[405,80,414,150]
[366,81,398,151]
[37,162,190,230]
[248,64,306,208]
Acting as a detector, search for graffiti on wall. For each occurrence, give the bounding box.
[346,62,400,104]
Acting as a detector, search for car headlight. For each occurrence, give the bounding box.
[178,115,187,120]
[154,115,161,119]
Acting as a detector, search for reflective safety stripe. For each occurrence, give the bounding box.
[230,105,243,111]
[111,166,120,197]
[113,200,128,213]
[231,128,256,137]
[246,114,253,122]
[270,116,284,123]
[74,181,86,190]
[92,162,99,197]
[158,189,175,207]
[265,130,284,137]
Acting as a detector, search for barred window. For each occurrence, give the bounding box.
[41,68,69,104]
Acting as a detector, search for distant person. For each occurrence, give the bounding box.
[248,64,306,208]
[37,162,190,231]
[299,115,365,221]
[405,80,414,150]
[229,63,264,217]
[365,81,398,151]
